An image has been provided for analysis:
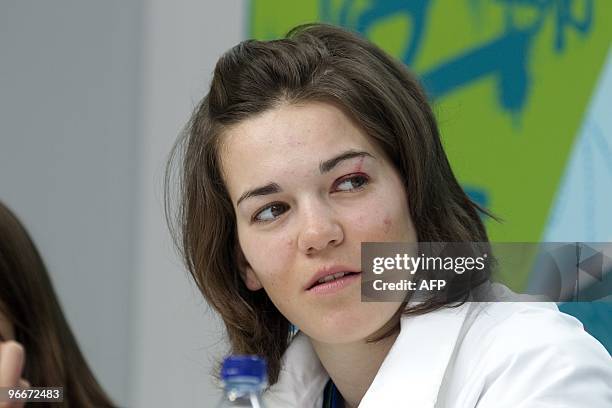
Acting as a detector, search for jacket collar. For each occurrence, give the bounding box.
[264,302,471,407]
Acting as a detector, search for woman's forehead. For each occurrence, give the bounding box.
[221,101,375,167]
[219,102,379,194]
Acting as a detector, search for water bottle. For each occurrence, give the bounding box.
[216,355,268,408]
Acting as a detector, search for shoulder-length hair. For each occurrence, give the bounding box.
[166,23,494,384]
[0,201,116,407]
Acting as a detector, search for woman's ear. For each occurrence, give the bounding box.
[236,245,263,291]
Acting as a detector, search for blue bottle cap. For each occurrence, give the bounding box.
[221,355,268,384]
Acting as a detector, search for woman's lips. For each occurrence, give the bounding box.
[305,265,361,290]
[306,272,361,295]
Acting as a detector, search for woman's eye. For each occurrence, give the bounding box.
[335,174,369,192]
[253,203,288,223]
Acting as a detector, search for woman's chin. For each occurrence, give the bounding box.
[302,313,396,345]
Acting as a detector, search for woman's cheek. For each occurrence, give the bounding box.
[383,216,392,234]
[348,205,394,240]
[246,235,292,283]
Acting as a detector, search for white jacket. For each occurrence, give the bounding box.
[263,298,612,407]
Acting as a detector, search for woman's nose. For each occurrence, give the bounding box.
[297,201,344,255]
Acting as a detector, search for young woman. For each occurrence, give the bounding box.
[0,201,115,408]
[166,23,612,407]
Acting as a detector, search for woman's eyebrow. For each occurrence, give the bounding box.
[319,149,374,173]
[237,182,282,207]
[236,149,374,207]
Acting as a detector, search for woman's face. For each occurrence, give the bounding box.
[221,101,417,344]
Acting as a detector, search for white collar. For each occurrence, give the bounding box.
[264,302,471,407]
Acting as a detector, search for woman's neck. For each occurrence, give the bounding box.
[310,326,400,408]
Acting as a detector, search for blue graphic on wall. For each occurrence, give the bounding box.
[321,0,593,114]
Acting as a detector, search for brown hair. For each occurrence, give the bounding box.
[0,201,116,408]
[165,23,494,384]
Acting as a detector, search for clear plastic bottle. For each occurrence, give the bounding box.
[216,355,268,408]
